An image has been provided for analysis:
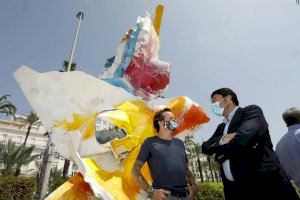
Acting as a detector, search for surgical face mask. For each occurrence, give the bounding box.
[211,96,228,116]
[164,120,179,131]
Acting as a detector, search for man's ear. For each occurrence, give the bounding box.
[158,120,164,128]
[226,95,233,104]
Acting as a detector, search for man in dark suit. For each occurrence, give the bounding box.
[202,88,299,200]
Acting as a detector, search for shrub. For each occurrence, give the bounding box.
[196,181,224,200]
[0,176,36,200]
[49,177,69,193]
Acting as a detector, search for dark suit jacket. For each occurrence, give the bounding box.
[202,105,281,181]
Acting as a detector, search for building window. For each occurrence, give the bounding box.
[16,136,22,145]
[41,140,47,148]
[51,164,58,170]
[53,151,60,159]
[8,136,13,142]
[0,134,8,143]
[72,163,78,176]
[72,163,78,171]
[28,138,35,146]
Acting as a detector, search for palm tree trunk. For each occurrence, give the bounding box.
[14,168,21,176]
[62,159,70,179]
[214,170,219,182]
[23,125,31,147]
[196,156,204,182]
[207,156,215,182]
[194,145,204,182]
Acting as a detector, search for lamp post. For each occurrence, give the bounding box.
[67,12,84,72]
[37,139,53,200]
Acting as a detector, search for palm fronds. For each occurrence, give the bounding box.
[0,140,39,176]
[0,95,16,116]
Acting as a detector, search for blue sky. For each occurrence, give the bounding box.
[1,0,300,146]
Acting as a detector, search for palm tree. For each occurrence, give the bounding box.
[59,60,76,178]
[184,136,197,177]
[50,168,63,181]
[210,156,220,181]
[194,143,204,182]
[0,140,20,176]
[62,157,70,179]
[0,140,39,176]
[206,155,215,182]
[0,95,16,116]
[20,111,40,147]
[49,168,65,192]
[14,144,40,176]
[60,60,77,72]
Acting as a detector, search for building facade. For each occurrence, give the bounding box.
[0,115,76,177]
[184,135,221,182]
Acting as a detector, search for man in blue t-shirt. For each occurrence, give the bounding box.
[132,108,198,200]
[276,107,300,189]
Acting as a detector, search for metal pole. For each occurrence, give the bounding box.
[37,139,51,200]
[37,138,50,199]
[67,12,84,72]
[40,148,53,200]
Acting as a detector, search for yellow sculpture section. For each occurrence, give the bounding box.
[48,97,210,200]
[45,173,94,200]
[153,4,164,36]
[51,100,155,199]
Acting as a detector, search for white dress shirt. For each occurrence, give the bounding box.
[219,106,239,181]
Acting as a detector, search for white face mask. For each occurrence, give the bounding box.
[211,96,228,116]
[164,120,179,131]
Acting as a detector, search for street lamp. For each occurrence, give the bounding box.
[37,139,53,200]
[67,12,84,72]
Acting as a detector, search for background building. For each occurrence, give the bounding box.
[184,134,221,182]
[0,115,76,177]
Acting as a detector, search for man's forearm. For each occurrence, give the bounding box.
[132,160,151,192]
[202,135,223,155]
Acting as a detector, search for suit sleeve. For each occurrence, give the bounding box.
[202,124,224,155]
[218,105,268,157]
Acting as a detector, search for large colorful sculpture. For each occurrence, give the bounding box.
[14,5,210,200]
[100,5,170,100]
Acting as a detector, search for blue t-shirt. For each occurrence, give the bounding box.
[276,124,300,188]
[137,136,188,191]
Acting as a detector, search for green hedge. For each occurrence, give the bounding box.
[49,177,69,193]
[0,176,36,200]
[196,181,300,199]
[196,182,224,200]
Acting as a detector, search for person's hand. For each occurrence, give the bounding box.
[152,188,169,200]
[222,133,236,143]
[188,184,198,200]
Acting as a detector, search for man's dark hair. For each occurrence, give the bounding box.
[153,108,172,133]
[282,107,300,127]
[211,88,239,106]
